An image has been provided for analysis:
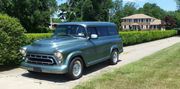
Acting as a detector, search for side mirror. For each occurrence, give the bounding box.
[78,33,85,37]
[90,34,98,39]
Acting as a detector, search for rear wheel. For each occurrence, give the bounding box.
[109,50,119,65]
[67,57,83,80]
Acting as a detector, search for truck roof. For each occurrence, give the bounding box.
[58,22,116,27]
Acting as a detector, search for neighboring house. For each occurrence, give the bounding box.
[121,14,165,30]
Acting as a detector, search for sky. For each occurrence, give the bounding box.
[56,0,177,11]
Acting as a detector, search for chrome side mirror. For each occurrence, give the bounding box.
[78,33,85,37]
[90,34,98,39]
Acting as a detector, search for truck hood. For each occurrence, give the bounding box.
[27,36,85,54]
[32,36,82,47]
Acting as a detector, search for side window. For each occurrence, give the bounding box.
[87,27,97,35]
[76,26,86,36]
[96,27,109,37]
[77,26,86,33]
[108,26,118,35]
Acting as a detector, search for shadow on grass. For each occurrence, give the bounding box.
[21,60,121,83]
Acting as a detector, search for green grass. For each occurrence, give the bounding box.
[74,43,180,89]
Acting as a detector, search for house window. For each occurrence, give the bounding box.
[123,19,126,22]
[150,19,152,22]
[130,19,132,22]
[134,19,138,22]
[124,25,126,29]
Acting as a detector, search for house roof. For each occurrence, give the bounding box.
[122,14,155,19]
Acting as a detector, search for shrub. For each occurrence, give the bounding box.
[0,14,27,65]
[120,30,177,46]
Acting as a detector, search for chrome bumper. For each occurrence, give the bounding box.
[21,62,68,74]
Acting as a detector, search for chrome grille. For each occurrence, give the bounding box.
[26,54,56,65]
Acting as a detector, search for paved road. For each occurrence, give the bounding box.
[1,36,180,89]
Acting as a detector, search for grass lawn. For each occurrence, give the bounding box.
[74,43,180,89]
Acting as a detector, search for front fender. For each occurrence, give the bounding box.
[64,51,86,66]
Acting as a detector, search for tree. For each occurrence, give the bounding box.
[0,0,57,33]
[174,0,180,27]
[138,3,166,19]
[81,0,95,21]
[59,0,84,21]
[112,0,123,13]
[175,0,180,10]
[123,2,137,16]
[91,0,113,21]
[110,0,124,29]
[0,0,14,14]
[59,0,113,21]
[174,11,180,28]
[163,15,176,29]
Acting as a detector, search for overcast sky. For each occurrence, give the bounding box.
[56,0,177,11]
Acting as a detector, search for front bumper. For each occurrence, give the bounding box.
[21,62,68,74]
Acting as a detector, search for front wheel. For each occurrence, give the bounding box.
[109,50,119,65]
[67,57,83,80]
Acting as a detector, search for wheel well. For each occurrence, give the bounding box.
[112,48,119,53]
[70,55,86,67]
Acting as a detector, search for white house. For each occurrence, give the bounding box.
[121,14,165,30]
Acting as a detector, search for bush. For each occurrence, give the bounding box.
[120,30,177,46]
[26,33,52,44]
[0,14,27,65]
[25,30,177,46]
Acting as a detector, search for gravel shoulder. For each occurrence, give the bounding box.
[1,36,180,89]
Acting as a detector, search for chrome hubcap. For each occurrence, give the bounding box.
[72,60,82,77]
[113,52,118,63]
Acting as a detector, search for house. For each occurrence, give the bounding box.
[121,14,165,30]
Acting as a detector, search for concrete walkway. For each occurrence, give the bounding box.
[1,36,180,89]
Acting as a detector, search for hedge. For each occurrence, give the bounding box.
[25,30,177,46]
[26,33,52,44]
[120,30,177,46]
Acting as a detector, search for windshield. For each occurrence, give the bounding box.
[53,25,86,37]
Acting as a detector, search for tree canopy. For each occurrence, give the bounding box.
[138,3,166,19]
[59,0,113,21]
[1,0,180,32]
[0,0,57,33]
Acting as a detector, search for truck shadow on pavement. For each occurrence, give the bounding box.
[21,60,121,83]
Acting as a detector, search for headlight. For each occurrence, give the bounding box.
[54,51,63,59]
[20,48,27,56]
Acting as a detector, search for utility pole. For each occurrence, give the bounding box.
[108,9,111,22]
[49,8,53,29]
